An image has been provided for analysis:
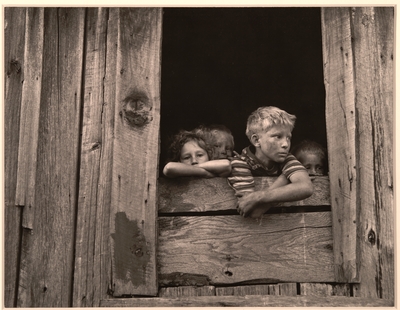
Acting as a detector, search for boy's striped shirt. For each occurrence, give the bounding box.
[228,146,306,194]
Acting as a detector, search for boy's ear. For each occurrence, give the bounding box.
[250,134,260,147]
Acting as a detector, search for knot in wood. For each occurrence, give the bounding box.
[134,248,143,257]
[368,229,376,245]
[362,14,374,27]
[7,59,21,77]
[121,91,152,128]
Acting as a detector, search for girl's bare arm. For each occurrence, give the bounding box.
[163,162,215,178]
[198,159,232,177]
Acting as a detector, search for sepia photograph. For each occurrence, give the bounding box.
[4,5,394,307]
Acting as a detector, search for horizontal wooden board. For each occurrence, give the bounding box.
[158,212,334,286]
[100,295,393,307]
[159,176,330,213]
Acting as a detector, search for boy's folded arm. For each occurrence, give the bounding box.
[259,171,313,203]
[198,159,231,177]
[163,162,214,178]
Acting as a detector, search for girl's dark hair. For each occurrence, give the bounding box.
[291,140,329,172]
[165,130,214,163]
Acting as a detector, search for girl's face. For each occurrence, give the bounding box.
[180,140,209,165]
[296,151,325,176]
[212,131,234,159]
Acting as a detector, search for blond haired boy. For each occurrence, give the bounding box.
[228,106,313,218]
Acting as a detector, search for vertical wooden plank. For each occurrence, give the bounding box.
[109,8,162,296]
[16,8,85,307]
[4,7,26,307]
[15,8,44,229]
[216,287,234,296]
[73,8,114,307]
[278,283,297,296]
[300,283,333,296]
[321,7,358,283]
[351,7,394,300]
[332,284,351,296]
[216,285,270,296]
[159,286,216,297]
[300,283,351,297]
[268,285,280,296]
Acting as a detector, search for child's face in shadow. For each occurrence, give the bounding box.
[296,151,325,176]
[180,140,209,165]
[212,131,234,159]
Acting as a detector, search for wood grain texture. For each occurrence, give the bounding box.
[278,283,298,296]
[158,213,334,286]
[100,295,393,307]
[109,8,162,296]
[215,283,295,296]
[159,176,330,213]
[15,8,44,230]
[16,8,85,307]
[350,7,394,300]
[300,283,350,296]
[4,7,26,307]
[216,285,270,296]
[321,7,358,283]
[72,8,113,307]
[159,286,215,297]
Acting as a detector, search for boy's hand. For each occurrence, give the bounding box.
[236,192,259,217]
[236,191,275,218]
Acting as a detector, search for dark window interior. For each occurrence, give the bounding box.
[159,7,326,172]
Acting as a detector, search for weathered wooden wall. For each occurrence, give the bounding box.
[322,6,394,300]
[4,7,26,307]
[73,8,114,307]
[4,6,393,308]
[5,7,86,307]
[4,7,162,307]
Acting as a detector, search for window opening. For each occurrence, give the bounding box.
[160,7,326,174]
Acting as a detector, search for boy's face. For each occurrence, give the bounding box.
[212,131,234,159]
[252,124,292,167]
[296,151,325,176]
[180,140,209,165]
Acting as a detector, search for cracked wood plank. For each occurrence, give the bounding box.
[15,8,44,231]
[16,8,85,307]
[100,295,393,307]
[350,7,394,300]
[72,8,113,307]
[4,7,26,307]
[321,7,358,283]
[109,8,162,296]
[158,212,334,286]
[159,176,330,213]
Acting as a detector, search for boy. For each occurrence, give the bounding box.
[291,140,328,176]
[228,106,313,218]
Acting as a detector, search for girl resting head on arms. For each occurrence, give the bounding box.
[163,130,231,178]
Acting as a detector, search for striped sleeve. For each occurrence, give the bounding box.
[282,154,307,180]
[227,158,255,194]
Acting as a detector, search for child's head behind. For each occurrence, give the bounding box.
[166,130,212,165]
[194,124,234,159]
[246,106,296,140]
[291,140,328,176]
